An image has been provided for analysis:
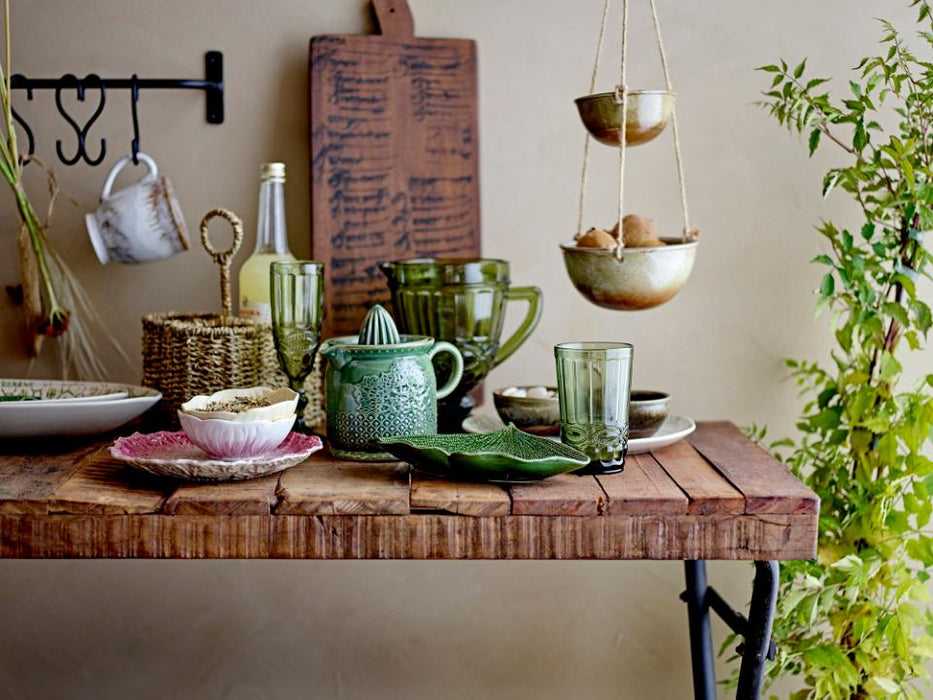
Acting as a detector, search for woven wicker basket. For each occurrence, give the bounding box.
[142,208,323,425]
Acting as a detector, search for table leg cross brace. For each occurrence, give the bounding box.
[681,560,779,700]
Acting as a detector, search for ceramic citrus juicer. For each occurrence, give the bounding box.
[318,305,464,461]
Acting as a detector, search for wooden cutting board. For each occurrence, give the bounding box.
[309,0,481,336]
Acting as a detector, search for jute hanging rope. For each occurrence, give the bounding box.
[575,0,697,258]
[648,0,693,242]
[613,0,630,259]
[575,0,613,240]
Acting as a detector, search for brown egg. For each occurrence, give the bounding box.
[576,227,617,249]
[606,215,667,248]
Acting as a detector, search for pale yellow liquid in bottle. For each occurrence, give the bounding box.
[239,163,293,324]
[239,251,296,324]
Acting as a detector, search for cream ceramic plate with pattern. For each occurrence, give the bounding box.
[0,379,161,437]
[0,378,130,403]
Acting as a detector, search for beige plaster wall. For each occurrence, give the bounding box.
[0,1,929,698]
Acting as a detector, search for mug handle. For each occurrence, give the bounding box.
[494,286,543,368]
[429,341,464,401]
[101,152,159,199]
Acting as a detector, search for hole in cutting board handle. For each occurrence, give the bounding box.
[372,0,415,37]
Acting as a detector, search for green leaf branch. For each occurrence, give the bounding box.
[733,2,933,698]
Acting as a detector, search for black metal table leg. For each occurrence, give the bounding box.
[682,560,779,700]
[736,561,779,699]
[683,561,716,700]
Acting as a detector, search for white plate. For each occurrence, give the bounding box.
[462,414,696,455]
[0,382,161,437]
[0,378,130,404]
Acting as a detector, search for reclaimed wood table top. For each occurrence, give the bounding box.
[0,421,818,560]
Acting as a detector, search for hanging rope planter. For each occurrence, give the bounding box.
[561,0,699,311]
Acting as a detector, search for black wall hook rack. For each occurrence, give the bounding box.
[9,51,223,166]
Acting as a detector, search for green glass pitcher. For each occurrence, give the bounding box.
[380,258,542,429]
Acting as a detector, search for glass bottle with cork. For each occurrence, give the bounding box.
[239,162,295,322]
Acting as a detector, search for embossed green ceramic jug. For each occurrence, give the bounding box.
[319,305,464,461]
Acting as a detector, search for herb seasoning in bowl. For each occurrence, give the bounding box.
[178,386,299,460]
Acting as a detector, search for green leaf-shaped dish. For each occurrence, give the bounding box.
[376,425,590,483]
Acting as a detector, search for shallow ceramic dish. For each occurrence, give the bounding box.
[0,378,129,404]
[377,424,590,483]
[560,239,698,311]
[0,384,161,438]
[180,387,298,422]
[492,386,560,435]
[463,414,696,455]
[178,411,296,460]
[629,390,671,439]
[575,90,675,147]
[111,431,322,481]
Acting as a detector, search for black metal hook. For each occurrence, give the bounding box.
[130,74,140,165]
[10,82,34,163]
[54,73,107,166]
[9,52,224,167]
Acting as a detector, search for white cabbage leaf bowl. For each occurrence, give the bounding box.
[179,387,298,423]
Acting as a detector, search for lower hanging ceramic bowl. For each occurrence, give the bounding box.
[376,424,590,483]
[111,431,322,481]
[560,239,698,311]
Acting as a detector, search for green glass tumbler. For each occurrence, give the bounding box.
[271,261,325,433]
[554,342,634,475]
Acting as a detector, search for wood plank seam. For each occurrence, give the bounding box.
[647,449,745,515]
[643,452,693,503]
[681,450,747,509]
[686,422,818,515]
[592,478,610,515]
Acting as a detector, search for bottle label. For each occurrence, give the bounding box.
[240,300,272,324]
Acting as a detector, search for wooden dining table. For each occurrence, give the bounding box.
[0,420,817,700]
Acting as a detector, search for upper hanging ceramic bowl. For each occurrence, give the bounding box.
[560,238,698,311]
[575,90,675,147]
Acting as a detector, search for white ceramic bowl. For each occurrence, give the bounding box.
[180,387,298,422]
[178,411,296,460]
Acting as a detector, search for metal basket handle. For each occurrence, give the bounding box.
[199,207,244,318]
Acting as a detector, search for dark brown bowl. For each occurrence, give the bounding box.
[629,390,670,439]
[493,386,560,436]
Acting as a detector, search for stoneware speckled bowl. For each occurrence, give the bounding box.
[178,411,296,460]
[560,239,698,311]
[628,390,671,439]
[575,89,675,147]
[492,386,560,436]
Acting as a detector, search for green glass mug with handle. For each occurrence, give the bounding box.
[380,258,543,431]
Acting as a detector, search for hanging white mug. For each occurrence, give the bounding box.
[85,152,189,264]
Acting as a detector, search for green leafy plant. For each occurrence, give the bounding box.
[741,2,933,698]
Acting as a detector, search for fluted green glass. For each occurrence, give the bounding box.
[270,261,324,432]
[554,341,633,475]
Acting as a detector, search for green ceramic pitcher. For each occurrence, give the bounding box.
[380,258,542,430]
[319,305,464,461]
